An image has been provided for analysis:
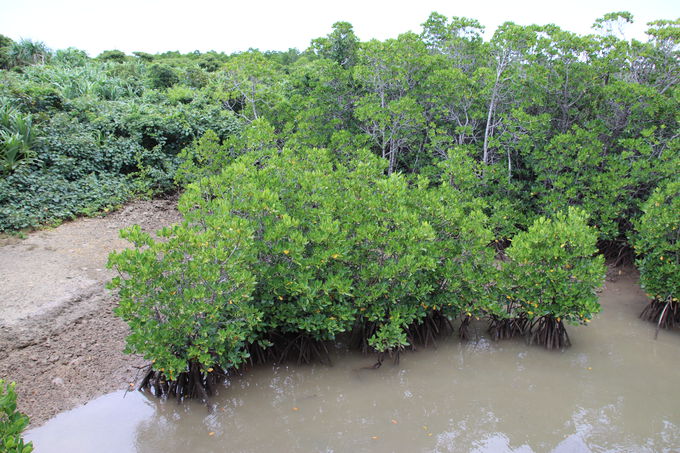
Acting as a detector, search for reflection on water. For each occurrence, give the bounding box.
[27,272,680,452]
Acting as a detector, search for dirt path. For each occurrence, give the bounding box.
[0,196,182,427]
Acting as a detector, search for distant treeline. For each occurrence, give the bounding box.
[1,12,677,254]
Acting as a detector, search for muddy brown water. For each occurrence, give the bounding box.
[26,272,680,452]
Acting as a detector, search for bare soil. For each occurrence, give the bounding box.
[0,196,182,427]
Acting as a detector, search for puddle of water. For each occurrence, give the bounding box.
[26,274,680,452]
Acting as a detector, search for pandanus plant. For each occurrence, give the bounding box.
[0,100,38,175]
[7,38,50,67]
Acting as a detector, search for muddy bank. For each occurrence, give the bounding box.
[0,196,181,426]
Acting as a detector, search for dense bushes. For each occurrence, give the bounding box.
[0,380,33,453]
[500,208,605,348]
[109,221,259,398]
[0,58,242,231]
[109,149,605,398]
[0,169,131,230]
[633,181,680,330]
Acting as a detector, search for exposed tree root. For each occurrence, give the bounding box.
[528,316,571,350]
[246,340,278,366]
[374,347,404,368]
[349,319,414,368]
[139,333,334,401]
[488,314,528,341]
[138,360,224,402]
[247,332,332,366]
[270,332,332,366]
[458,315,473,341]
[349,319,380,355]
[406,311,454,348]
[598,239,634,266]
[640,299,680,338]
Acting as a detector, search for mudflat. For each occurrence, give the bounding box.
[0,196,181,426]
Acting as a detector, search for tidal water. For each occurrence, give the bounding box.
[26,271,680,452]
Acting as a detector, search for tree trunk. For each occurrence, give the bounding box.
[483,52,508,166]
[388,139,397,175]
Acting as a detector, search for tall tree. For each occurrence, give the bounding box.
[311,21,360,69]
[353,33,429,174]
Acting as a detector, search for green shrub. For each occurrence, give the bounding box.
[419,172,499,341]
[183,67,209,88]
[633,180,680,329]
[0,66,243,231]
[433,148,531,243]
[0,34,13,70]
[0,380,33,453]
[502,207,605,348]
[180,149,376,346]
[338,165,441,354]
[0,109,179,231]
[108,221,260,398]
[166,85,194,104]
[0,169,132,231]
[7,39,51,68]
[528,126,626,241]
[175,119,274,187]
[181,148,494,356]
[174,130,230,186]
[132,51,154,63]
[53,48,89,67]
[1,78,63,112]
[111,147,500,395]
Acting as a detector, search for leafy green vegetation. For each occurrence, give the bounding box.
[0,51,240,231]
[108,221,259,398]
[2,14,677,241]
[500,208,605,348]
[0,99,37,175]
[3,10,678,400]
[0,381,33,453]
[109,149,604,397]
[633,181,680,331]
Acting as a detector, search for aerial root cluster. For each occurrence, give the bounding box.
[458,315,473,341]
[528,316,571,350]
[406,311,454,348]
[488,314,528,341]
[139,361,225,402]
[137,311,583,400]
[640,300,680,338]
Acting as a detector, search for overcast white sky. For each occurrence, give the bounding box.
[0,0,678,56]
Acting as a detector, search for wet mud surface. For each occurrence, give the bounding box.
[0,196,181,426]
